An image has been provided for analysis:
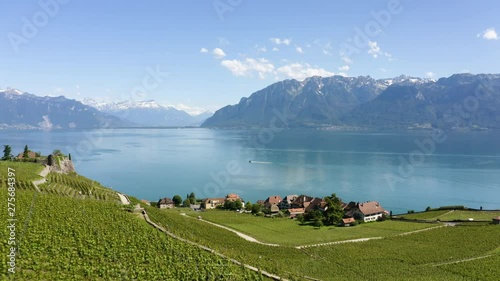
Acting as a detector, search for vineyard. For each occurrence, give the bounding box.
[39,172,119,202]
[399,210,500,221]
[0,189,265,280]
[145,206,500,280]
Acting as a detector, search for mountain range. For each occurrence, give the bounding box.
[202,74,500,130]
[0,89,212,129]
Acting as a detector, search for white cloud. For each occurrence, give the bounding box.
[379,68,387,73]
[270,37,291,45]
[212,48,226,59]
[341,56,353,65]
[221,58,275,79]
[368,41,382,58]
[338,65,350,71]
[296,46,304,54]
[276,63,334,80]
[478,27,498,40]
[200,48,208,53]
[217,37,230,45]
[425,71,435,78]
[272,47,279,51]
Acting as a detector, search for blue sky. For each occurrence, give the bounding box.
[1,0,499,113]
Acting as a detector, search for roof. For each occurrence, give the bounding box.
[357,201,385,215]
[203,197,226,203]
[283,194,298,203]
[292,195,314,206]
[158,197,174,205]
[226,193,240,199]
[305,197,326,212]
[287,208,305,214]
[342,217,356,224]
[265,195,283,205]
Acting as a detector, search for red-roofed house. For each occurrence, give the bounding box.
[201,198,226,209]
[225,193,241,202]
[348,201,386,222]
[305,197,327,213]
[342,217,356,226]
[279,194,298,210]
[157,198,175,209]
[286,208,305,218]
[291,195,314,209]
[264,195,282,209]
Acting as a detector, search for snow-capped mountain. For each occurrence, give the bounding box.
[0,89,128,129]
[81,99,212,127]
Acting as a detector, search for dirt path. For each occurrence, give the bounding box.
[143,211,288,281]
[31,165,51,192]
[296,237,383,249]
[180,213,280,246]
[117,193,130,205]
[430,254,493,267]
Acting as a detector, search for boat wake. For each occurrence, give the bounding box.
[248,160,273,165]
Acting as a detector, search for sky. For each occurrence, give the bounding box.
[0,0,499,114]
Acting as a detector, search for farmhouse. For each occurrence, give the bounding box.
[291,195,314,209]
[286,208,305,218]
[157,198,175,209]
[201,198,226,209]
[305,197,327,213]
[493,216,500,225]
[279,194,298,209]
[347,201,387,222]
[264,195,282,209]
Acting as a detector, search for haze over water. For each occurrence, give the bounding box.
[3,128,499,214]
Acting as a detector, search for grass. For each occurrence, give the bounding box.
[400,210,500,221]
[184,209,435,246]
[0,161,44,181]
[145,206,500,280]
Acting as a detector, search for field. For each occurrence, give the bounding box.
[0,162,44,182]
[399,210,500,221]
[184,209,435,246]
[146,207,500,280]
[0,189,264,280]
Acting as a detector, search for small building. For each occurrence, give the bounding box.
[264,195,282,209]
[493,216,500,225]
[270,204,280,213]
[16,151,37,159]
[347,201,386,222]
[342,217,356,226]
[305,197,327,213]
[225,193,241,202]
[190,204,201,211]
[279,194,298,210]
[291,195,314,209]
[157,198,175,209]
[286,208,305,218]
[201,198,225,209]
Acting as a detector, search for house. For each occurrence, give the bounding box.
[225,193,242,202]
[256,200,266,206]
[493,216,500,225]
[305,197,327,213]
[279,194,298,210]
[291,195,314,209]
[16,151,37,159]
[342,217,356,226]
[341,201,357,211]
[264,195,282,209]
[286,208,305,218]
[347,201,386,222]
[201,198,226,209]
[270,204,280,213]
[157,198,175,209]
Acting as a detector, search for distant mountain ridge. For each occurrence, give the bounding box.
[81,98,212,127]
[202,74,500,130]
[0,89,127,129]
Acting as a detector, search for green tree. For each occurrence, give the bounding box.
[245,201,252,211]
[183,198,191,207]
[47,154,53,166]
[251,203,261,214]
[68,153,72,161]
[172,195,182,206]
[235,199,243,210]
[189,192,196,204]
[296,214,306,225]
[23,145,29,158]
[313,218,323,228]
[323,193,344,225]
[53,149,63,156]
[2,145,13,160]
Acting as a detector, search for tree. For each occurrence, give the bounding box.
[68,153,72,161]
[296,214,306,225]
[323,193,344,225]
[172,195,182,206]
[245,201,252,211]
[52,149,63,156]
[47,154,53,166]
[23,145,29,158]
[251,203,261,214]
[313,219,323,228]
[234,199,243,210]
[188,192,196,204]
[2,145,13,160]
[183,198,191,207]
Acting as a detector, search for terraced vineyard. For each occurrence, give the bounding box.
[145,206,500,280]
[0,189,264,280]
[39,172,119,202]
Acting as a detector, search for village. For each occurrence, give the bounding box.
[156,193,389,227]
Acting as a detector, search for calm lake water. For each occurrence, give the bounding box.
[2,128,499,213]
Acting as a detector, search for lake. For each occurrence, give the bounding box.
[1,128,499,214]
